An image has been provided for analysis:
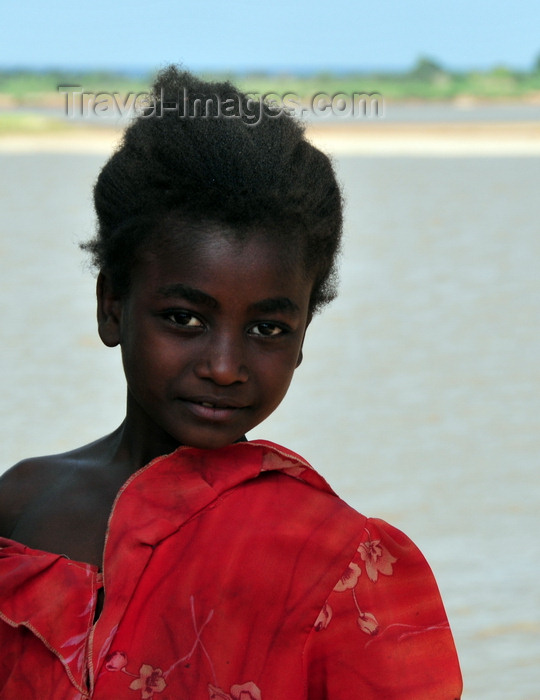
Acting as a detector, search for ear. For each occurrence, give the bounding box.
[296,312,313,368]
[96,272,123,347]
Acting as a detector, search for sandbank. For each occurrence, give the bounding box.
[1,122,539,156]
[307,121,540,156]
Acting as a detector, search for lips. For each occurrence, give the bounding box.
[180,396,248,422]
[186,396,247,410]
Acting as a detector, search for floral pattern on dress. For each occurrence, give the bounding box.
[314,527,399,638]
[314,601,332,630]
[357,611,379,635]
[208,681,262,699]
[358,539,397,582]
[129,665,167,698]
[333,562,361,591]
[104,597,262,699]
[105,650,128,672]
[104,654,167,698]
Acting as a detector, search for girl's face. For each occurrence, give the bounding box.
[99,223,313,451]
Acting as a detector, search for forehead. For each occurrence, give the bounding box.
[131,221,313,307]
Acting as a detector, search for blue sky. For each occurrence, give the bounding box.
[3,0,540,73]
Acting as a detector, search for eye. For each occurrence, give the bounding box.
[249,322,286,337]
[165,311,204,328]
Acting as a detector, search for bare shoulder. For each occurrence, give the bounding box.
[0,455,60,536]
[0,436,114,539]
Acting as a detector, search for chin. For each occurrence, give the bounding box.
[179,432,243,451]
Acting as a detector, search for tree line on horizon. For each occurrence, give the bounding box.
[2,55,540,102]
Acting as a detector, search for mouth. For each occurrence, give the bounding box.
[189,397,246,409]
[199,401,235,409]
[181,397,247,421]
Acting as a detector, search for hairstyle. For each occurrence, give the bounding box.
[84,66,343,312]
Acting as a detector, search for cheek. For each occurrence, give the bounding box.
[121,334,174,384]
[255,350,299,394]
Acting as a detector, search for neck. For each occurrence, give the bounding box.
[112,398,182,474]
[112,392,249,474]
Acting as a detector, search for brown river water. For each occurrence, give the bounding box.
[0,147,539,699]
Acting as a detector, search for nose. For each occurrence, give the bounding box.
[194,332,249,385]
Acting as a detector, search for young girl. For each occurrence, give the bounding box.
[0,67,462,699]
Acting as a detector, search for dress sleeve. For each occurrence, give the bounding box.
[303,518,462,700]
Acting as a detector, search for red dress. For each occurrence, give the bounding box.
[0,440,462,699]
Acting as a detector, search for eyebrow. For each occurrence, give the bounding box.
[249,297,300,315]
[157,284,300,315]
[157,283,218,309]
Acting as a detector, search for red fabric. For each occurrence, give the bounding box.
[0,440,462,699]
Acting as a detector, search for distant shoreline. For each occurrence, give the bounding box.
[307,121,540,155]
[1,120,539,156]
